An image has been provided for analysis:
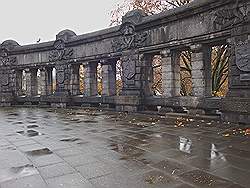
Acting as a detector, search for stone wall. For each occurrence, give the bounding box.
[0,0,249,123]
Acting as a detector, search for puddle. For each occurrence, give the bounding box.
[0,164,38,183]
[13,122,24,125]
[83,120,98,123]
[62,128,73,131]
[25,148,53,156]
[16,130,43,137]
[60,138,81,142]
[27,125,39,129]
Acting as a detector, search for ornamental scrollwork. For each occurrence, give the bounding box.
[112,23,147,52]
[213,0,248,30]
[49,39,73,62]
[0,48,17,66]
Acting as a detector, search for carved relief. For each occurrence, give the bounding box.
[1,74,9,86]
[49,39,73,62]
[112,23,147,52]
[236,42,250,72]
[121,55,136,80]
[0,48,16,66]
[214,1,248,30]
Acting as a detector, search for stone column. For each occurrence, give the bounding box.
[45,68,53,95]
[161,49,181,97]
[101,60,116,96]
[15,70,23,96]
[70,64,80,95]
[190,44,212,97]
[39,68,46,96]
[26,68,38,96]
[140,54,154,96]
[85,62,97,96]
[55,64,71,95]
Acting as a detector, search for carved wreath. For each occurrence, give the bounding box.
[49,39,73,62]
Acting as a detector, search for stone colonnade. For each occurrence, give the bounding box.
[14,59,117,97]
[140,44,213,98]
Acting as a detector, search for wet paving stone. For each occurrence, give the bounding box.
[0,108,249,188]
[152,159,194,176]
[0,164,39,183]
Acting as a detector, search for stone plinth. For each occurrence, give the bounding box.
[115,96,142,112]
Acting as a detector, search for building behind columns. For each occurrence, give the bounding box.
[0,0,249,123]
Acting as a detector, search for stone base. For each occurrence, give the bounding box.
[158,107,174,114]
[221,97,250,124]
[115,96,142,112]
[0,94,14,107]
[188,108,206,115]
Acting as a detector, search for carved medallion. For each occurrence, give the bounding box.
[236,42,250,72]
[1,74,9,86]
[49,39,73,62]
[57,70,65,84]
[112,23,147,52]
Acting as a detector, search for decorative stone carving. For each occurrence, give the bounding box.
[121,55,136,80]
[1,74,9,86]
[112,23,147,52]
[0,48,16,66]
[214,1,248,30]
[236,42,250,72]
[49,39,73,62]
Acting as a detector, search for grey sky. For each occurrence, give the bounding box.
[0,0,123,45]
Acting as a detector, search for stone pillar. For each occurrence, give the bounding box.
[46,68,53,95]
[140,54,154,96]
[161,49,181,97]
[101,60,116,96]
[85,62,97,96]
[15,70,23,96]
[25,68,38,96]
[55,64,71,95]
[39,68,46,96]
[70,64,80,95]
[190,44,212,97]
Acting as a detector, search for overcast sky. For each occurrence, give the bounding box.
[0,0,123,45]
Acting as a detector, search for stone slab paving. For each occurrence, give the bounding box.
[0,108,249,188]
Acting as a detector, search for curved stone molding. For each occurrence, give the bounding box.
[56,29,77,41]
[122,9,147,25]
[112,23,147,52]
[213,1,248,30]
[49,39,74,62]
[1,40,20,51]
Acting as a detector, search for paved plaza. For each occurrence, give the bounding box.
[0,108,249,188]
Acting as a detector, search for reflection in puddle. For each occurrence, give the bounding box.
[179,136,192,154]
[210,144,226,161]
[16,130,43,137]
[25,148,53,156]
[0,164,38,183]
